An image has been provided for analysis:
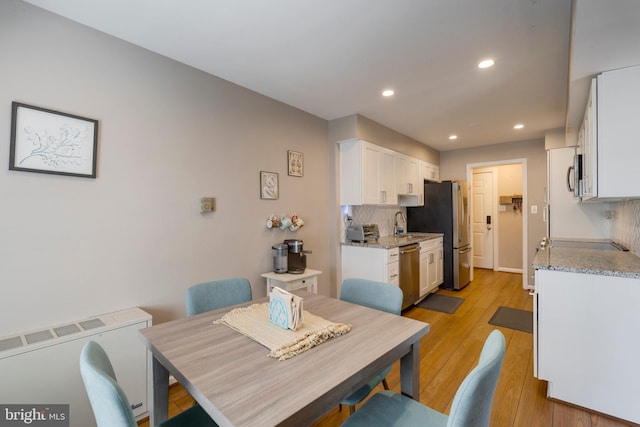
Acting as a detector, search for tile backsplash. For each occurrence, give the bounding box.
[611,200,640,255]
[342,205,407,240]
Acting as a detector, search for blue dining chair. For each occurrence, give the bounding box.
[80,341,218,427]
[339,278,404,415]
[340,329,507,427]
[185,277,252,316]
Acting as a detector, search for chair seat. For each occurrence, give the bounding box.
[158,404,218,427]
[341,391,448,427]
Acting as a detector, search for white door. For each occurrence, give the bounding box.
[472,170,494,269]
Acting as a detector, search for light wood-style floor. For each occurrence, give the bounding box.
[139,269,633,427]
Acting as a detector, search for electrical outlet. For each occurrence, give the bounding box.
[530,205,538,214]
[201,197,215,213]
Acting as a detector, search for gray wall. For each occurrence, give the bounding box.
[441,139,547,287]
[0,1,331,335]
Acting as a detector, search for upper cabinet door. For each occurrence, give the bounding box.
[339,140,397,205]
[361,143,382,204]
[396,155,420,195]
[580,65,640,202]
[380,148,397,205]
[420,160,440,183]
[596,65,640,200]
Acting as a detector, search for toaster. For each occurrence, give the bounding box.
[346,224,379,242]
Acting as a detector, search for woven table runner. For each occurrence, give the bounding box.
[213,303,351,360]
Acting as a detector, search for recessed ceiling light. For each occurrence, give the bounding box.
[478,59,495,69]
[382,89,395,97]
[449,135,458,140]
[514,123,524,129]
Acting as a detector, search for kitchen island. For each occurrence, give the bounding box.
[532,246,640,424]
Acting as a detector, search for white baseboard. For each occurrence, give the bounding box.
[497,267,523,274]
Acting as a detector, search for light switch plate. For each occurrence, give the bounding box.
[201,197,215,213]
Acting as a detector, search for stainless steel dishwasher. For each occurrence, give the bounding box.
[399,243,420,310]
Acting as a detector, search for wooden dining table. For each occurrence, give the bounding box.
[139,291,430,427]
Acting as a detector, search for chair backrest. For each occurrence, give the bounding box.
[185,277,252,316]
[79,341,137,427]
[447,329,506,427]
[340,278,403,315]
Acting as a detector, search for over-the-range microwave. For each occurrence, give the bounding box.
[568,153,582,197]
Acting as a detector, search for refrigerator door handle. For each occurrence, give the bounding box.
[459,184,465,244]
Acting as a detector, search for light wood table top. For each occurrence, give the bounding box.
[140,292,429,427]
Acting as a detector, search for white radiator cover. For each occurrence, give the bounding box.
[0,307,152,427]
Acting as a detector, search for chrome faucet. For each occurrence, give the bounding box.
[394,211,406,235]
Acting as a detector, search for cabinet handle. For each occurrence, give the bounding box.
[390,253,398,258]
[390,274,398,278]
[381,190,387,203]
[429,253,434,264]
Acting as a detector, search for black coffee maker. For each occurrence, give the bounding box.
[284,239,312,274]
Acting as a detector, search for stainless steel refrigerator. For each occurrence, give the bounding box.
[406,180,471,290]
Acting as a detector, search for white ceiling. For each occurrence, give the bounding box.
[20,0,640,152]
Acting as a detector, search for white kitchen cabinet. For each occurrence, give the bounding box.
[339,139,397,205]
[435,245,443,285]
[341,245,400,295]
[420,161,440,183]
[580,65,640,201]
[534,269,640,424]
[396,154,420,196]
[419,237,443,297]
[397,155,424,207]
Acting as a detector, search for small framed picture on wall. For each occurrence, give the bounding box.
[287,150,303,177]
[260,171,279,200]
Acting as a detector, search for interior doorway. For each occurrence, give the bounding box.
[467,159,527,289]
[472,168,496,269]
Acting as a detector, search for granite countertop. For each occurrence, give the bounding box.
[342,232,444,249]
[532,246,640,279]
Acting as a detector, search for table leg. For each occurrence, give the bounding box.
[400,340,420,400]
[151,356,169,425]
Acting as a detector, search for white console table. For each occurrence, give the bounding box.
[261,269,321,295]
